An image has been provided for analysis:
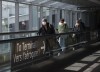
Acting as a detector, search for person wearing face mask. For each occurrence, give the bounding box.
[58,19,68,51]
[38,18,55,36]
[38,18,57,55]
[73,20,81,42]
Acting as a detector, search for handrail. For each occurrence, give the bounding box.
[0,30,99,72]
[0,31,84,41]
[0,30,90,37]
[0,30,96,35]
[0,30,38,35]
[0,31,96,43]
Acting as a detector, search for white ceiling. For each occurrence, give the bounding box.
[2,0,100,10]
[53,0,100,7]
[2,0,77,10]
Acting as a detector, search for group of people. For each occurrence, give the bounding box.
[38,18,68,51]
[38,18,85,52]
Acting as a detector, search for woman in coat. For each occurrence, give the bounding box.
[58,19,68,51]
[38,18,56,55]
[38,18,55,35]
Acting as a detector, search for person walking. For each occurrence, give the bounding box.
[38,18,56,55]
[58,19,68,51]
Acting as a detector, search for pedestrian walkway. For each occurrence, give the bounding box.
[55,50,100,72]
[1,41,100,72]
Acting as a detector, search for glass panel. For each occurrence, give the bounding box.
[52,9,56,26]
[32,6,38,30]
[0,31,94,71]
[66,11,70,28]
[0,43,11,72]
[38,6,40,27]
[2,1,15,32]
[72,12,76,28]
[43,7,50,21]
[69,11,72,28]
[19,4,29,31]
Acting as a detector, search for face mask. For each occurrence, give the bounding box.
[42,22,46,25]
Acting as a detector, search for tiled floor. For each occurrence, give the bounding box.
[58,50,100,72]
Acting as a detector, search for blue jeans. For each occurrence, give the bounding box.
[59,35,67,51]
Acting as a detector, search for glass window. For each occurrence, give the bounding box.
[72,12,76,28]
[1,1,14,69]
[69,11,72,28]
[77,12,81,19]
[52,9,56,26]
[19,4,29,31]
[38,7,50,28]
[43,7,50,21]
[2,1,15,32]
[32,6,38,30]
[38,7,40,22]
[52,8,60,28]
[66,10,70,28]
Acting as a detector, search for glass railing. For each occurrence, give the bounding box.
[0,30,99,72]
[0,30,38,40]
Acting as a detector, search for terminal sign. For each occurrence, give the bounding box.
[11,38,44,71]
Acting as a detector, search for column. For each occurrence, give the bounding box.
[49,8,52,24]
[15,2,19,32]
[0,1,2,33]
[29,5,38,30]
[40,7,43,27]
[80,12,82,19]
[33,6,38,30]
[66,10,70,26]
[74,11,78,26]
[29,5,33,31]
[70,10,72,28]
[62,9,65,19]
[55,8,60,28]
[64,10,67,22]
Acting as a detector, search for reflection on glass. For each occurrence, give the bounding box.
[2,1,15,32]
[43,7,50,21]
[19,4,29,31]
[0,43,11,69]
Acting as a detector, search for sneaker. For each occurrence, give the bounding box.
[57,53,60,56]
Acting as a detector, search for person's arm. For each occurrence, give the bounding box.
[58,25,60,33]
[37,28,42,35]
[82,22,85,30]
[65,23,68,32]
[50,24,55,34]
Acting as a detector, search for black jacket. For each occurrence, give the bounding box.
[38,23,55,36]
[74,22,85,32]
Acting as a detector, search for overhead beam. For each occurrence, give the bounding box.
[77,6,100,10]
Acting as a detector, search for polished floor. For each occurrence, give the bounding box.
[54,50,100,72]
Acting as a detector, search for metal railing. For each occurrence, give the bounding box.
[0,30,38,40]
[0,30,99,72]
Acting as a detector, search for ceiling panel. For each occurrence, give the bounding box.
[2,0,100,7]
[2,0,77,10]
[53,0,100,7]
[2,0,100,11]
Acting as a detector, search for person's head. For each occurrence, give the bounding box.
[42,18,47,26]
[75,20,80,27]
[60,19,64,23]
